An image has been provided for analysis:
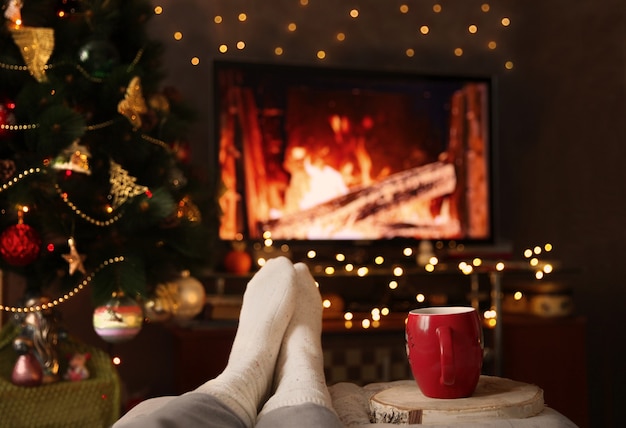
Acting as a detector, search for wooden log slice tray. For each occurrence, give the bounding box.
[370,376,544,425]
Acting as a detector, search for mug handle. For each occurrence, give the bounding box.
[436,326,455,386]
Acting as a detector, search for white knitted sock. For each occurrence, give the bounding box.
[257,262,335,419]
[194,256,298,427]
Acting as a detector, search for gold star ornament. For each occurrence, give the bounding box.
[62,237,86,275]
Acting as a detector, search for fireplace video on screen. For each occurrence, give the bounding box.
[214,62,492,242]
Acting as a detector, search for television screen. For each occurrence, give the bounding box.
[214,61,494,243]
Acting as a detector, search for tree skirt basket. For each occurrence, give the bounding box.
[0,323,121,428]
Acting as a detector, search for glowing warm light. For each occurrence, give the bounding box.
[468,25,478,34]
[487,318,497,328]
[317,50,326,59]
[274,47,284,55]
[393,266,404,276]
[481,4,490,12]
[534,246,542,254]
[381,307,390,316]
[406,49,415,57]
[173,32,183,41]
[459,262,473,274]
[214,16,223,24]
[219,44,228,53]
[336,32,346,41]
[325,266,335,275]
[300,0,309,5]
[429,256,439,265]
[501,17,511,26]
[545,243,553,252]
[257,258,267,267]
[336,253,346,262]
[454,48,464,56]
[514,291,523,300]
[524,249,532,258]
[345,264,354,272]
[530,258,539,266]
[488,41,497,49]
[543,264,553,274]
[238,13,247,22]
[264,238,273,247]
[344,312,353,321]
[350,9,359,18]
[400,5,409,13]
[420,25,430,35]
[416,293,425,303]
[425,264,435,272]
[236,41,245,50]
[344,321,353,329]
[496,262,505,271]
[371,309,381,321]
[484,309,497,319]
[357,267,369,277]
[307,250,317,258]
[191,57,200,66]
[433,4,442,13]
[362,319,370,329]
[322,299,332,308]
[403,247,413,257]
[388,280,398,290]
[374,256,384,265]
[535,271,544,279]
[505,61,514,70]
[112,356,121,365]
[47,243,54,252]
[288,22,297,32]
[154,6,163,15]
[262,231,272,239]
[472,258,482,266]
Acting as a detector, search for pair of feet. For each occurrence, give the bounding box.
[195,257,334,426]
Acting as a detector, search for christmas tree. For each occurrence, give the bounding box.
[0,0,213,336]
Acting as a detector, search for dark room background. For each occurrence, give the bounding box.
[147,1,625,426]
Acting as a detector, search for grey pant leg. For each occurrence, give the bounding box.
[113,392,247,428]
[256,403,344,428]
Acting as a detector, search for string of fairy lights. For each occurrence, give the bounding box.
[152,1,515,70]
[251,237,556,330]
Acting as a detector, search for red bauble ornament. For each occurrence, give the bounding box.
[0,223,42,266]
[0,100,16,139]
[224,247,252,275]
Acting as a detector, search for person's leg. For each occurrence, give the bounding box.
[113,256,298,428]
[256,262,342,428]
[113,394,246,428]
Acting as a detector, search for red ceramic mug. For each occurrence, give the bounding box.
[406,306,483,399]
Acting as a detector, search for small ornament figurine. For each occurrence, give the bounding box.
[64,352,90,382]
[12,295,60,384]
